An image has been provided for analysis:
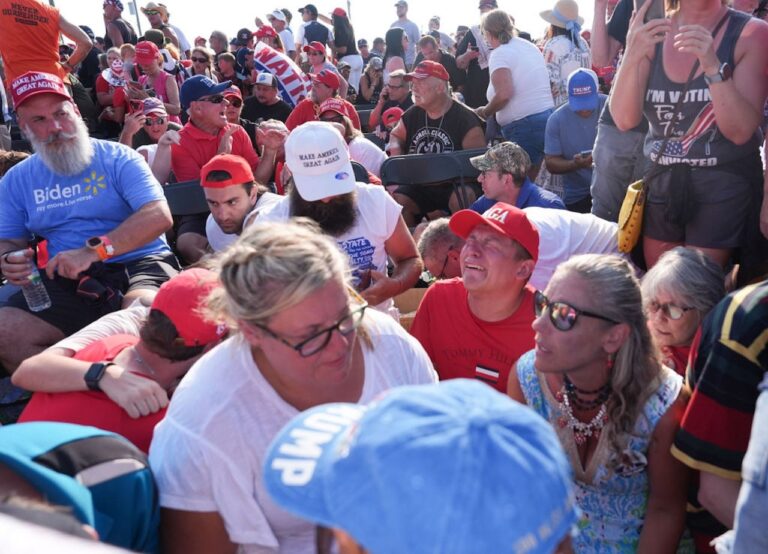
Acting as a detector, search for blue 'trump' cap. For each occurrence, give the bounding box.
[567,68,599,112]
[263,379,579,554]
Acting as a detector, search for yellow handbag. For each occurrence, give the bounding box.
[617,180,646,254]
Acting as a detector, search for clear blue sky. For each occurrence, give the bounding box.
[54,1,595,47]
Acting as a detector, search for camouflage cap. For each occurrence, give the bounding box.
[470,142,531,175]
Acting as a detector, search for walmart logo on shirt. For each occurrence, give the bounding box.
[33,171,107,210]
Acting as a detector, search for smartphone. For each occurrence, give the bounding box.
[470,45,479,52]
[129,99,144,113]
[635,0,665,22]
[580,149,593,157]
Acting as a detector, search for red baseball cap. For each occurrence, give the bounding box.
[134,40,160,65]
[332,7,347,17]
[150,268,226,347]
[318,97,347,118]
[311,69,340,90]
[449,202,539,262]
[404,60,450,82]
[201,154,255,188]
[382,107,404,127]
[223,85,242,99]
[256,25,278,39]
[11,71,71,108]
[303,41,325,54]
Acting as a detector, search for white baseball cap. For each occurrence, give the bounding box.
[268,9,287,22]
[285,122,356,201]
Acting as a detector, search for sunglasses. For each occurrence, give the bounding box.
[227,98,242,108]
[646,300,695,320]
[144,9,159,15]
[144,117,166,126]
[191,56,209,63]
[198,94,226,104]
[534,290,619,332]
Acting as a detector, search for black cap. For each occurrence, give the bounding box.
[357,38,368,48]
[79,25,95,40]
[298,3,318,16]
[235,27,252,46]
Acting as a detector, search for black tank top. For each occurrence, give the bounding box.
[104,17,138,49]
[642,9,760,166]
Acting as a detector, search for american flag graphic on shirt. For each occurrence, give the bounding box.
[653,103,717,159]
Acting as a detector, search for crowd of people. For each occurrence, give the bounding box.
[0,0,767,552]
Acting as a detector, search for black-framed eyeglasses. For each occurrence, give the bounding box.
[534,290,619,332]
[254,289,368,357]
[198,94,226,104]
[646,300,695,321]
[227,98,243,108]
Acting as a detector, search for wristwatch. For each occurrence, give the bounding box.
[704,62,732,86]
[86,235,115,260]
[84,362,115,391]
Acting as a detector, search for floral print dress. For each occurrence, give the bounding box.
[516,349,691,553]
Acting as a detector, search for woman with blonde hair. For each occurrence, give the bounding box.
[475,8,554,179]
[189,46,217,80]
[149,220,436,554]
[508,254,691,552]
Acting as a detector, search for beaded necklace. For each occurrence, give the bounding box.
[555,376,610,445]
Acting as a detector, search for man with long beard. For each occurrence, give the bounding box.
[258,122,421,315]
[0,71,176,374]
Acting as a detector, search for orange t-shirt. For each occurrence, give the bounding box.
[0,0,66,83]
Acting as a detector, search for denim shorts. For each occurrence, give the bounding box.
[500,109,553,166]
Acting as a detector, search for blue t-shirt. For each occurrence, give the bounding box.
[470,177,566,214]
[0,139,170,263]
[544,94,607,205]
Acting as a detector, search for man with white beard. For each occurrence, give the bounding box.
[0,71,177,374]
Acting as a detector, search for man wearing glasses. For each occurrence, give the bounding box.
[369,69,413,136]
[166,75,279,263]
[411,202,538,392]
[285,68,359,131]
[140,2,179,52]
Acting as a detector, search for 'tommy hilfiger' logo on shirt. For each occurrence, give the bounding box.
[33,171,107,206]
[475,365,499,384]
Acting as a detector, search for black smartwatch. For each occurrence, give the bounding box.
[84,362,114,391]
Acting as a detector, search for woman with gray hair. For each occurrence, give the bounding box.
[508,254,691,552]
[149,219,436,554]
[641,246,725,375]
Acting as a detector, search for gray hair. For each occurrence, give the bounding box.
[206,219,351,329]
[641,247,724,315]
[417,218,464,261]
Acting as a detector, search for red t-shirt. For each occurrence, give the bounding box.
[410,279,536,392]
[285,97,361,131]
[171,122,260,182]
[19,335,165,454]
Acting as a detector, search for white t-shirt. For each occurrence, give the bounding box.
[523,207,624,291]
[488,39,554,127]
[259,182,402,312]
[205,192,282,253]
[148,309,437,554]
[278,29,294,53]
[348,136,387,178]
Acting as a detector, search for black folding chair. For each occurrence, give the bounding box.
[363,132,386,151]
[163,180,209,216]
[380,148,487,210]
[351,161,371,184]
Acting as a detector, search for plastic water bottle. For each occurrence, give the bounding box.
[12,250,52,312]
